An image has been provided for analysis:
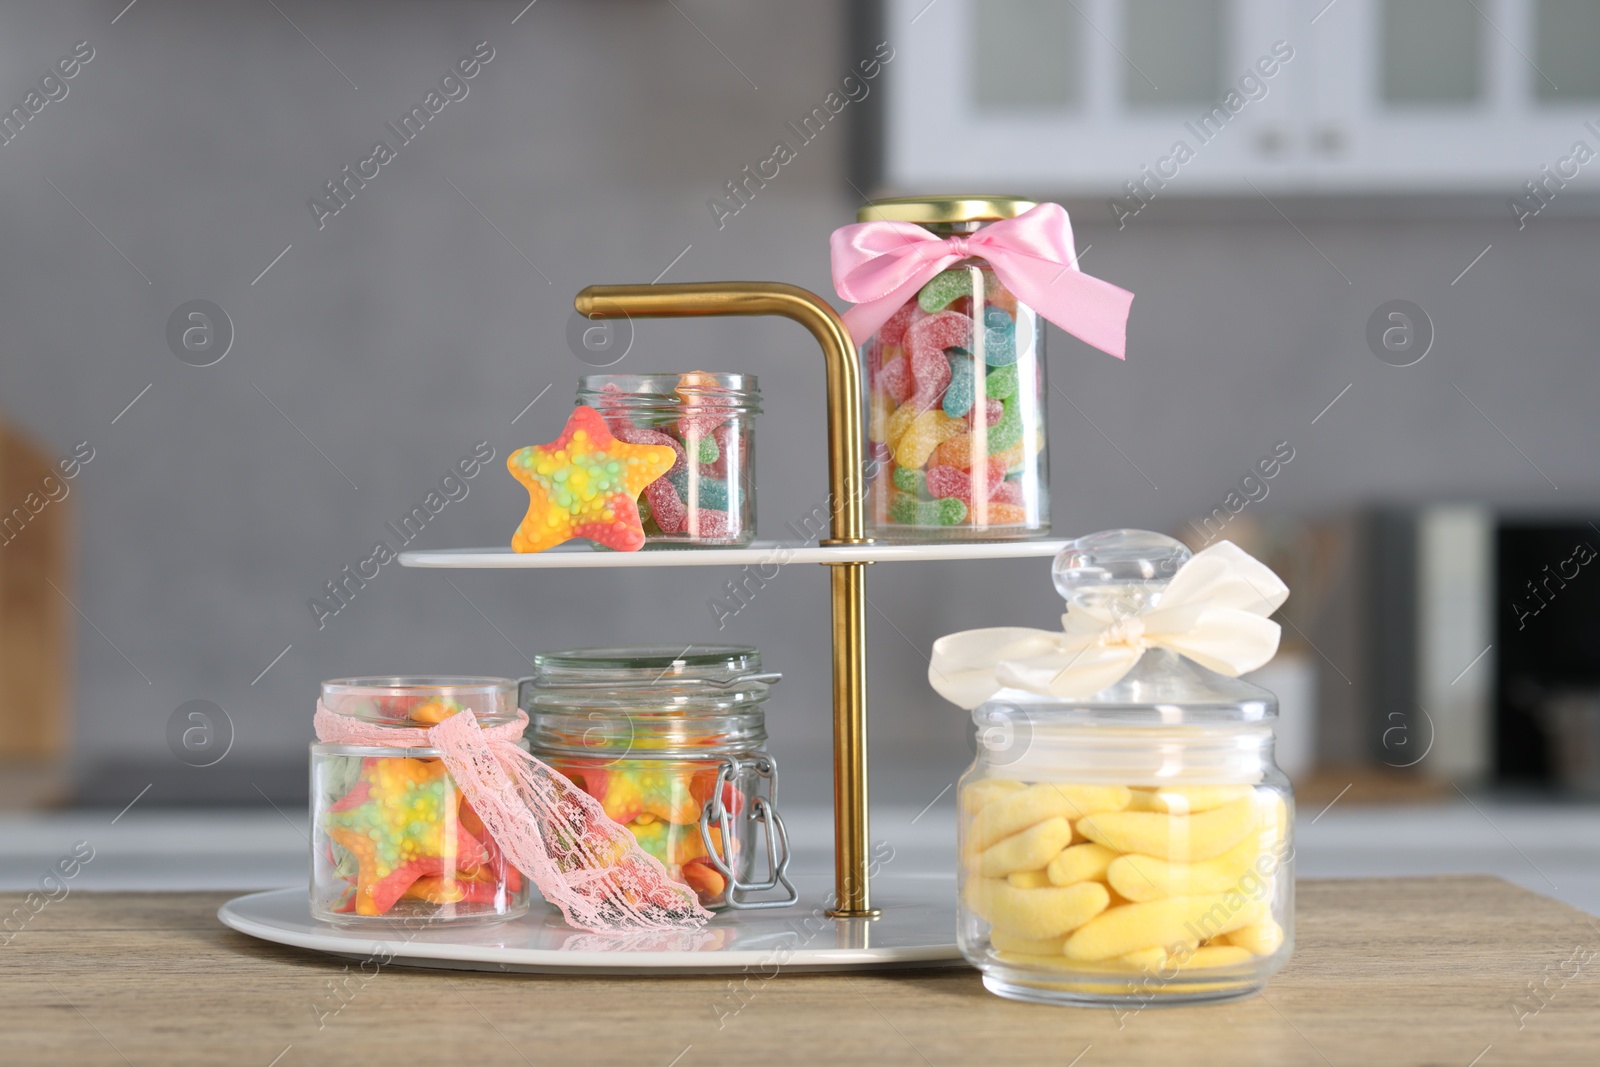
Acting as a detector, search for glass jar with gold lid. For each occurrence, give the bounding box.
[856,195,1050,542]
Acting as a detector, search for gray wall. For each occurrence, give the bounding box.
[1,1,1595,807]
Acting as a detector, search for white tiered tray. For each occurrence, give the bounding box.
[399,540,1069,569]
[219,872,961,974]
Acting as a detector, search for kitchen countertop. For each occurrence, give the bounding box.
[4,876,1597,1066]
[5,800,1599,915]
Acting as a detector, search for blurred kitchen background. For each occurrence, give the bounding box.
[2,1,1598,908]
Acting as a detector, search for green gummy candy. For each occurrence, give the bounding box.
[985,363,1018,400]
[917,270,974,312]
[892,466,925,494]
[890,491,967,527]
[695,434,720,464]
[987,396,1023,453]
[637,493,654,525]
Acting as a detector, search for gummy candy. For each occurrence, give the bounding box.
[907,310,966,406]
[508,406,677,554]
[985,362,1018,400]
[879,300,918,349]
[668,468,729,512]
[892,466,926,494]
[979,306,1018,367]
[943,353,976,419]
[878,354,913,405]
[890,492,967,526]
[925,460,1004,505]
[893,409,967,469]
[969,398,1004,427]
[917,269,978,313]
[686,508,735,540]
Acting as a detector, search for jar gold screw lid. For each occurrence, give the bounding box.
[856,195,1037,225]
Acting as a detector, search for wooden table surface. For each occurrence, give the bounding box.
[4,876,1598,1066]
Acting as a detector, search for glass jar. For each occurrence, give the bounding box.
[858,196,1049,542]
[578,372,759,547]
[956,532,1294,1005]
[523,645,796,910]
[311,678,530,925]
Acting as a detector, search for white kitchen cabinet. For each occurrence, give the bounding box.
[880,0,1600,196]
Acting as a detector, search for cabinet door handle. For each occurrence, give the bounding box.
[1314,125,1348,157]
[1256,125,1289,157]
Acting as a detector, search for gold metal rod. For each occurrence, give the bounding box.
[575,281,878,918]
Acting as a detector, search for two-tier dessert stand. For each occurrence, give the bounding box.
[220,282,1067,973]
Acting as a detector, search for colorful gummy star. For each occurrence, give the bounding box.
[324,756,487,916]
[507,405,677,553]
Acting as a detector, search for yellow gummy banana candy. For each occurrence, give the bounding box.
[1007,869,1052,889]
[990,928,1066,955]
[960,778,1026,816]
[966,878,1110,941]
[1127,785,1255,815]
[1105,833,1263,903]
[968,784,1132,852]
[1063,894,1267,961]
[1046,842,1118,887]
[1226,919,1285,956]
[977,816,1073,878]
[1076,796,1259,862]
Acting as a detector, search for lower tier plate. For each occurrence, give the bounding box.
[219,872,964,975]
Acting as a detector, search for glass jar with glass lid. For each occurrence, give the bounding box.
[523,645,797,910]
[937,530,1294,1005]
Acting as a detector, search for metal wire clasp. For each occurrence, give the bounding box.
[697,755,798,910]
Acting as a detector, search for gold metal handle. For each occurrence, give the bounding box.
[575,282,880,918]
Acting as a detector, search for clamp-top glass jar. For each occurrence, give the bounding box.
[524,645,797,910]
[577,372,759,547]
[311,678,530,925]
[956,532,1294,1005]
[858,196,1049,542]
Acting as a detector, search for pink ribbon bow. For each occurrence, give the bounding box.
[830,202,1134,359]
[314,702,711,933]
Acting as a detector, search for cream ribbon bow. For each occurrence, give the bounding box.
[928,541,1289,710]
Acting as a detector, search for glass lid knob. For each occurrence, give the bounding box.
[1052,529,1192,610]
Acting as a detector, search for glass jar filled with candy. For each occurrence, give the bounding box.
[578,372,759,547]
[941,531,1294,1005]
[311,678,530,925]
[524,645,797,910]
[857,197,1049,541]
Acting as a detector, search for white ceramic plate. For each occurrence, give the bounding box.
[219,872,964,974]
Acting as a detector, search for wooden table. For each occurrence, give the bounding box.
[4,876,1597,1066]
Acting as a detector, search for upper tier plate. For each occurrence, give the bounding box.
[398,541,1070,569]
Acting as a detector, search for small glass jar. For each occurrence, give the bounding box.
[578,372,759,547]
[311,678,530,925]
[523,645,796,910]
[956,532,1294,1005]
[858,196,1049,542]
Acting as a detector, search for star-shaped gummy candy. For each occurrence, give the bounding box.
[324,756,488,916]
[508,405,677,553]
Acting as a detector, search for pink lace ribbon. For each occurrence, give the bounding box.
[314,702,712,933]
